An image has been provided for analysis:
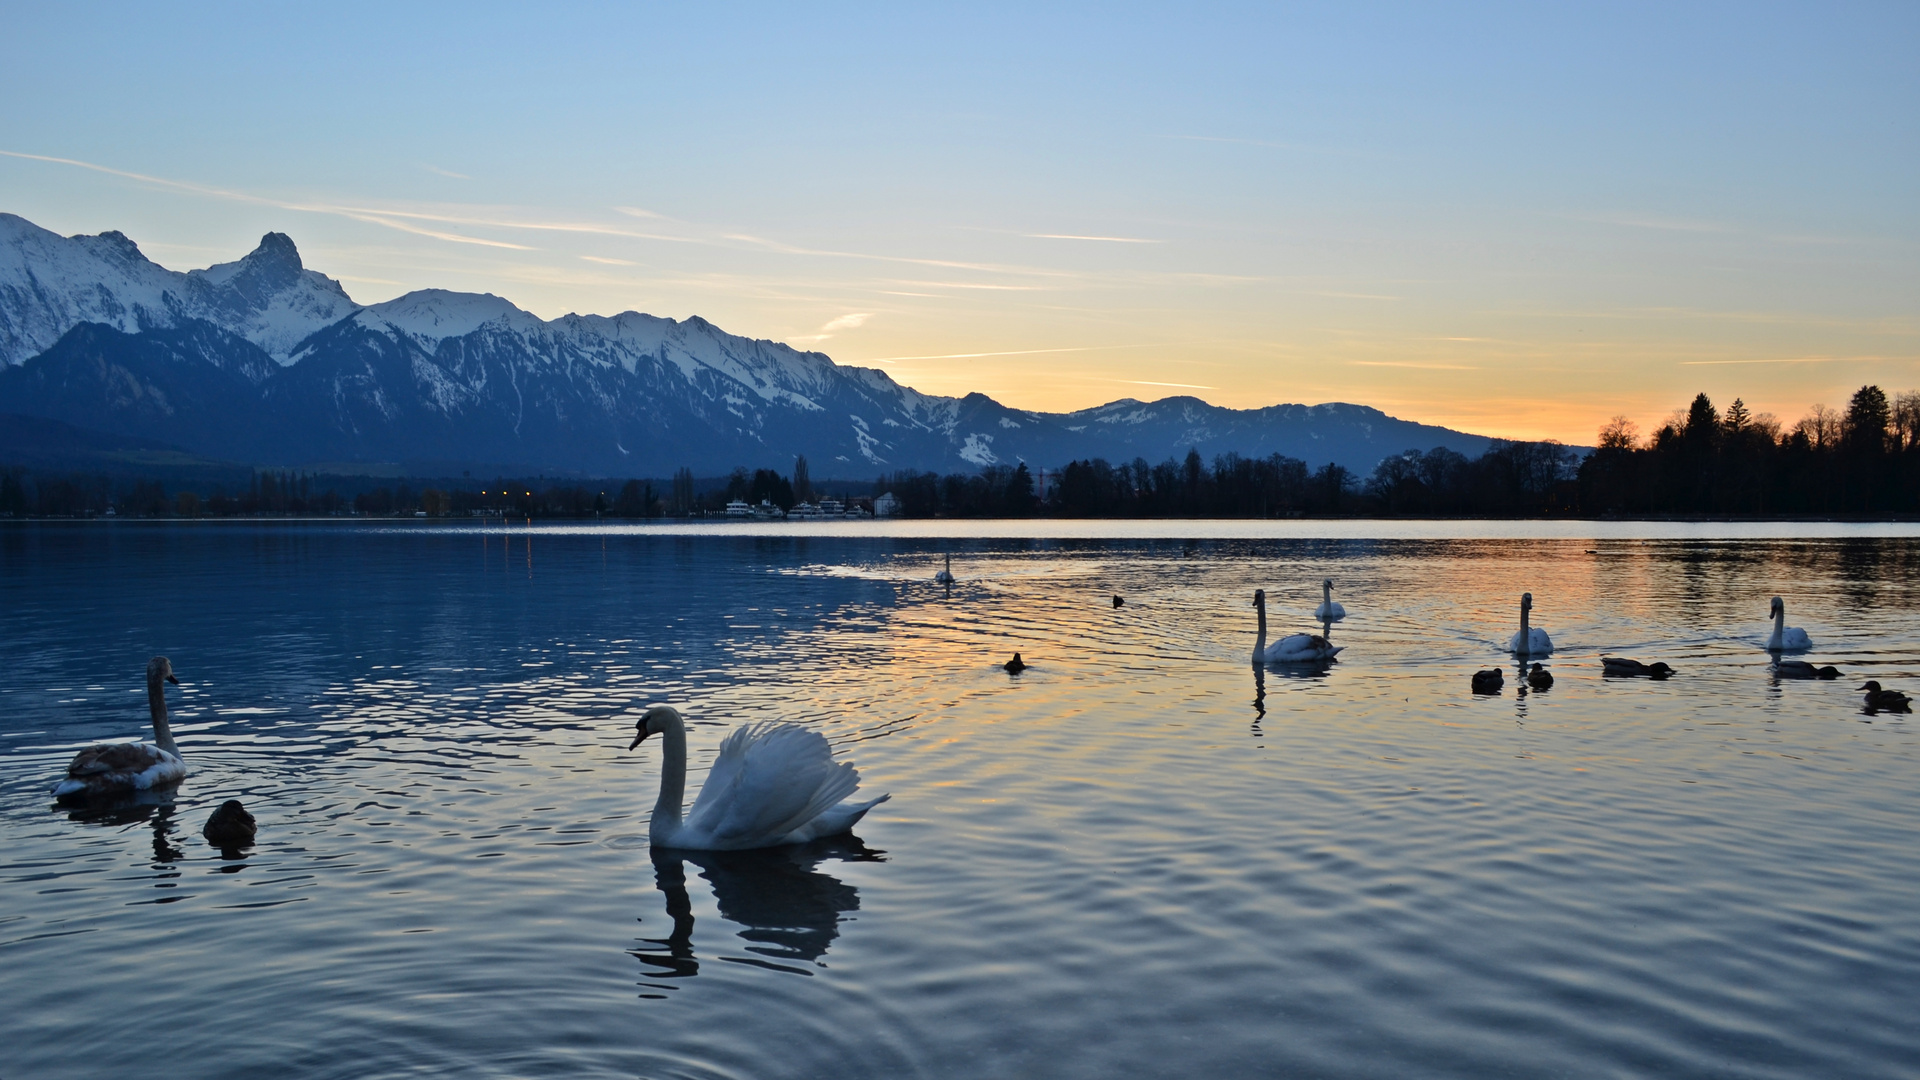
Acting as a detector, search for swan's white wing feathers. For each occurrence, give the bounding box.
[786,793,891,845]
[1508,628,1554,654]
[1263,633,1342,663]
[52,744,184,798]
[682,723,865,850]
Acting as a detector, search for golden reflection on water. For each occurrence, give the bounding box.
[1,528,1916,1080]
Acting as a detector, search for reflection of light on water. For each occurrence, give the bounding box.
[2,528,1918,1080]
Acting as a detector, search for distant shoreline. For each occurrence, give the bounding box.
[9,517,1920,545]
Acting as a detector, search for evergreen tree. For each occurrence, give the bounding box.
[672,467,695,515]
[792,456,813,504]
[1723,398,1751,435]
[1005,462,1035,516]
[1845,385,1891,454]
[1683,393,1720,448]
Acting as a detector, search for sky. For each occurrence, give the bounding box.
[1,2,1914,444]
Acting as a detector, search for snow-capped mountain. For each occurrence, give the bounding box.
[0,216,1497,476]
[0,213,357,366]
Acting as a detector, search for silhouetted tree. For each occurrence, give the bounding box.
[792,456,813,504]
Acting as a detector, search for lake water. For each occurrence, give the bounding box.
[3,521,1917,1079]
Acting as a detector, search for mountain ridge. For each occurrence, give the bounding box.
[0,214,1508,476]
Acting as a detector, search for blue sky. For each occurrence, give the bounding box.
[3,2,1913,440]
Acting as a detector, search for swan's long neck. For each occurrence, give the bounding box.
[1253,592,1268,662]
[650,710,688,842]
[148,671,178,756]
[1774,604,1785,637]
[1323,581,1332,605]
[1518,599,1531,649]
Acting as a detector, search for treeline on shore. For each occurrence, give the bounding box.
[1577,387,1920,515]
[5,387,1917,520]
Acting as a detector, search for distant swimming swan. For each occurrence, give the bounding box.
[1508,593,1553,656]
[628,705,889,851]
[1766,596,1812,652]
[935,555,955,585]
[53,656,189,801]
[1253,589,1342,664]
[1313,579,1346,621]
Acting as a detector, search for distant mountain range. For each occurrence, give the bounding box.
[0,213,1502,478]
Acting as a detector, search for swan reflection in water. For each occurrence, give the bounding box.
[60,796,251,874]
[633,836,885,997]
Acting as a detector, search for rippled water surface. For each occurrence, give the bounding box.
[4,522,1917,1079]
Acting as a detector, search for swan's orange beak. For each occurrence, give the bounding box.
[628,729,650,751]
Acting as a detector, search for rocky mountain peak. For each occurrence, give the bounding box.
[245,231,303,273]
[85,229,150,266]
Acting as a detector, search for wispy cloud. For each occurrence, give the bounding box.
[1350,361,1478,370]
[340,212,534,249]
[0,149,696,249]
[722,232,1074,278]
[892,280,1050,292]
[1121,379,1215,389]
[1560,211,1734,234]
[863,345,1140,362]
[791,311,876,343]
[1679,355,1912,366]
[1025,233,1160,244]
[819,313,871,333]
[4,150,1121,291]
[1153,133,1321,152]
[423,165,471,180]
[580,255,636,265]
[1311,290,1401,301]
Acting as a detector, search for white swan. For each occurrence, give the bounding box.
[1313,578,1347,621]
[1508,593,1553,655]
[53,656,188,801]
[1766,596,1812,652]
[934,554,955,585]
[628,705,889,851]
[1253,589,1342,664]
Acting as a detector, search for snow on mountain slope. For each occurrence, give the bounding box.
[0,213,1506,475]
[185,231,359,360]
[359,290,538,350]
[0,214,186,366]
[0,213,358,366]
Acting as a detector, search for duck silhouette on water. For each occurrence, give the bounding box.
[203,800,257,848]
[1859,681,1912,713]
[1601,657,1673,679]
[1775,660,1841,680]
